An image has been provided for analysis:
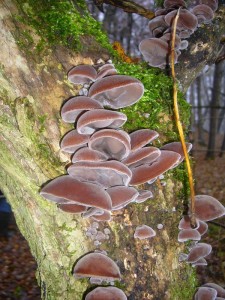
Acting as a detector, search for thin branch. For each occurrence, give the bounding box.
[170,9,197,228]
[100,0,155,19]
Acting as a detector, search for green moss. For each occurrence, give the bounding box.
[16,0,113,55]
[170,266,198,300]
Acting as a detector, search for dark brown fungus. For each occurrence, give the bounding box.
[85,286,127,300]
[203,284,225,298]
[165,9,198,32]
[60,129,90,153]
[179,215,200,230]
[130,129,159,152]
[139,38,175,68]
[194,195,225,221]
[77,109,127,135]
[73,252,121,281]
[134,225,156,239]
[40,175,112,210]
[178,229,201,242]
[187,242,212,263]
[200,0,218,11]
[135,190,153,203]
[192,4,214,24]
[58,203,87,214]
[88,75,144,109]
[67,161,132,188]
[89,129,131,160]
[107,186,138,210]
[194,287,217,300]
[192,257,208,267]
[130,150,181,185]
[160,141,192,162]
[61,96,103,123]
[164,0,186,9]
[122,147,161,169]
[72,148,108,163]
[68,65,97,84]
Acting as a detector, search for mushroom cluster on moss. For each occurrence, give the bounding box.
[139,0,218,68]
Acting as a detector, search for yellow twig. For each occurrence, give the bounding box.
[170,9,197,228]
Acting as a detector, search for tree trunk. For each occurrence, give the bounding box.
[1,0,222,299]
[196,76,205,145]
[206,61,224,159]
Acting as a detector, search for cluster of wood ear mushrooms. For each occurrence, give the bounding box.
[40,61,225,299]
[139,0,218,68]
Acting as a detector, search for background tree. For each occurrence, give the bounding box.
[0,0,224,299]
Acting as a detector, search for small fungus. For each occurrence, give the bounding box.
[178,229,201,242]
[73,252,121,281]
[107,186,139,210]
[194,195,225,221]
[130,129,159,152]
[72,148,108,163]
[88,75,144,109]
[61,96,103,123]
[203,283,225,298]
[60,130,90,153]
[77,109,127,135]
[192,257,208,267]
[58,203,87,213]
[68,65,97,84]
[194,287,217,300]
[196,221,208,236]
[91,210,112,222]
[163,0,186,9]
[85,286,127,300]
[187,242,212,263]
[179,215,200,230]
[96,64,117,80]
[134,225,156,239]
[192,4,214,24]
[135,190,153,203]
[160,141,192,162]
[165,9,198,32]
[148,16,169,37]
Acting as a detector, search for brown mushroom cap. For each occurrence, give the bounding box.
[187,242,212,263]
[107,186,138,210]
[139,38,173,68]
[40,175,112,210]
[89,129,131,161]
[192,257,208,267]
[85,286,127,300]
[134,225,156,239]
[130,129,159,152]
[160,141,192,162]
[165,9,198,31]
[200,0,218,11]
[77,109,127,135]
[196,220,208,236]
[73,252,121,280]
[203,283,225,298]
[194,195,225,221]
[192,4,214,24]
[88,75,144,109]
[67,161,132,188]
[178,215,200,230]
[72,148,108,163]
[130,150,181,185]
[164,0,186,9]
[160,33,181,48]
[148,16,169,37]
[194,287,217,300]
[61,96,103,123]
[58,203,87,213]
[178,229,201,242]
[68,65,97,84]
[122,147,161,169]
[91,210,112,222]
[60,129,90,153]
[135,190,153,203]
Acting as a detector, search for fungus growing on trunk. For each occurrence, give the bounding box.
[60,130,90,153]
[135,190,154,203]
[40,175,112,210]
[58,203,87,213]
[163,0,186,9]
[107,186,139,210]
[186,243,212,263]
[68,65,97,84]
[194,287,217,300]
[72,148,108,163]
[91,210,112,222]
[160,141,192,162]
[96,64,117,80]
[89,129,131,160]
[165,9,198,31]
[194,195,225,221]
[73,252,121,281]
[203,283,225,298]
[196,221,208,236]
[134,225,156,239]
[178,215,200,230]
[88,75,144,109]
[67,161,132,188]
[77,109,127,134]
[85,286,127,300]
[61,96,103,123]
[178,229,201,242]
[192,4,214,24]
[148,16,169,37]
[129,129,159,152]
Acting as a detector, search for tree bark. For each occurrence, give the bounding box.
[0,0,221,299]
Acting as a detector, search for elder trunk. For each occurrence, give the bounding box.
[0,1,224,299]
